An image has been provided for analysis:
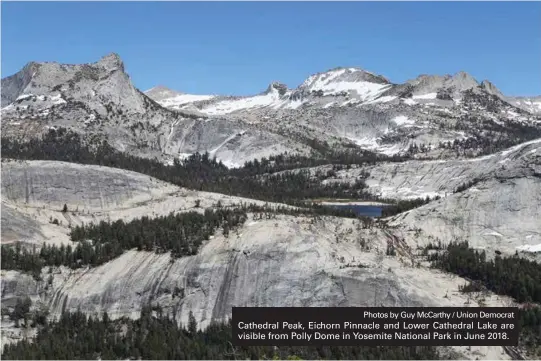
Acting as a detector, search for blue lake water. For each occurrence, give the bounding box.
[329,204,383,217]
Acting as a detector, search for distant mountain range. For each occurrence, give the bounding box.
[2,53,540,166]
[144,67,541,116]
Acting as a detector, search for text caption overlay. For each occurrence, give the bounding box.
[232,307,519,346]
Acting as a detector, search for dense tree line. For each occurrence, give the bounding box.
[1,128,374,204]
[1,242,94,277]
[437,119,541,157]
[1,243,45,280]
[428,241,541,303]
[2,306,440,360]
[71,208,247,258]
[242,202,357,219]
[519,306,541,356]
[396,116,541,159]
[1,203,365,273]
[428,241,541,355]
[476,121,541,156]
[239,147,410,176]
[2,208,247,273]
[380,196,440,217]
[1,296,49,331]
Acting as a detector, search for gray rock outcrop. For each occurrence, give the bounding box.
[326,138,541,257]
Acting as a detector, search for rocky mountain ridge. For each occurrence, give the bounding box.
[148,66,541,116]
[139,61,541,161]
[1,54,307,167]
[2,53,541,167]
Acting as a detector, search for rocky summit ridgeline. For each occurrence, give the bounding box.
[2,53,541,167]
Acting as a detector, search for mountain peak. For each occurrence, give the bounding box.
[22,61,40,72]
[480,80,504,98]
[312,67,391,84]
[451,70,478,83]
[453,70,471,77]
[447,71,479,93]
[263,81,288,96]
[298,67,390,96]
[405,71,480,98]
[97,53,124,72]
[0,52,149,115]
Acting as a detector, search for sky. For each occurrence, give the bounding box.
[2,2,540,97]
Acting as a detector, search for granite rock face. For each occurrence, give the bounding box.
[2,216,422,325]
[0,159,522,360]
[0,159,276,245]
[324,138,541,257]
[0,212,512,328]
[1,159,178,212]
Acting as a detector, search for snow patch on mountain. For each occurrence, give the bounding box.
[16,94,34,102]
[50,94,66,105]
[298,67,391,101]
[346,136,402,156]
[403,98,417,106]
[365,95,397,104]
[160,94,215,109]
[392,115,415,126]
[516,243,541,253]
[202,91,283,115]
[144,86,215,110]
[321,80,389,99]
[304,70,388,95]
[413,93,437,100]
